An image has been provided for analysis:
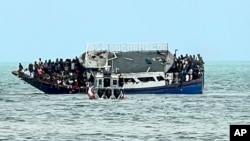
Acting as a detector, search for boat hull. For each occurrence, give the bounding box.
[22,76,86,94]
[13,73,203,95]
[12,71,85,94]
[124,79,203,94]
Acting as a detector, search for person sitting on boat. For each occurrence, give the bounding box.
[68,78,74,88]
[74,79,79,90]
[23,68,31,77]
[38,58,43,66]
[28,63,34,73]
[36,66,44,79]
[118,74,124,87]
[57,77,62,86]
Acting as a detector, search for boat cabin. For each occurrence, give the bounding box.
[94,72,120,88]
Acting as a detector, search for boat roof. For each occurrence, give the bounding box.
[108,50,173,73]
[79,43,174,73]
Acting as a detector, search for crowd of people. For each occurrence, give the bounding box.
[18,57,93,91]
[167,53,204,84]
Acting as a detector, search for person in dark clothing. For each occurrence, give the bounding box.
[118,74,124,87]
[18,63,23,73]
[28,63,34,73]
[89,75,94,83]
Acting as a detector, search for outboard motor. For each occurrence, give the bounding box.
[114,89,121,99]
[97,89,103,98]
[106,89,112,99]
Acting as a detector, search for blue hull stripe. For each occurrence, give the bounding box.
[21,76,203,94]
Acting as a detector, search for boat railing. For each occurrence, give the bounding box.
[86,43,168,52]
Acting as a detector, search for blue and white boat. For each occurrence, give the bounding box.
[12,43,204,94]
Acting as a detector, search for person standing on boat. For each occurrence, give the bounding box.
[18,63,23,73]
[118,74,124,87]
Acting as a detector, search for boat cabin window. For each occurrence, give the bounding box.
[137,77,155,82]
[104,78,110,87]
[124,78,136,83]
[113,80,118,86]
[98,79,102,86]
[156,76,165,81]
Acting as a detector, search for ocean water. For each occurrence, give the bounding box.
[0,62,250,141]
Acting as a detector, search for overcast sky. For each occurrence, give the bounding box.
[0,0,249,62]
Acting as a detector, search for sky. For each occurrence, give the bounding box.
[0,0,250,62]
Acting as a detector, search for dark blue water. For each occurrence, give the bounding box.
[0,62,250,141]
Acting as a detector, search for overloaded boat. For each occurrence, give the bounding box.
[12,43,205,95]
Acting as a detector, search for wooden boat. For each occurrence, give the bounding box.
[12,43,205,94]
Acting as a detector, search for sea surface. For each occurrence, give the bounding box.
[0,62,250,141]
